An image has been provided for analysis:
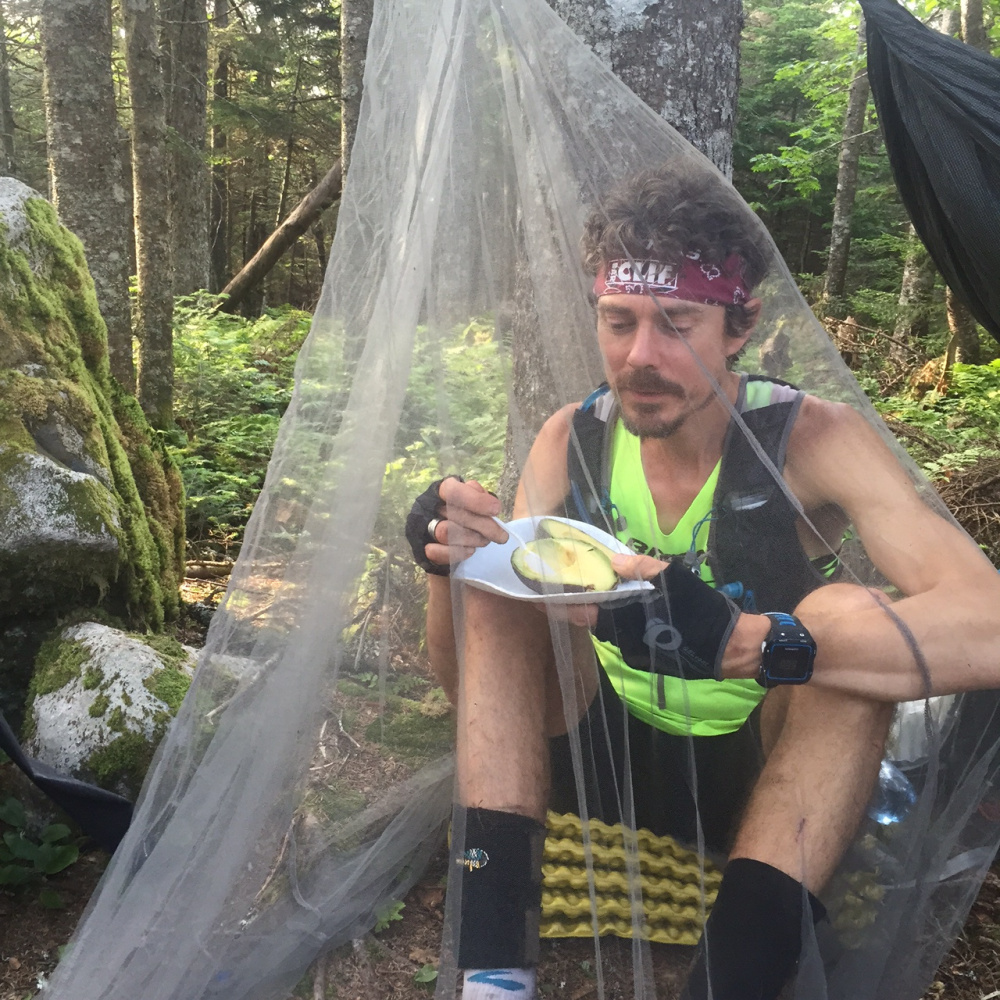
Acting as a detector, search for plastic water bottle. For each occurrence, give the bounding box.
[867,759,917,825]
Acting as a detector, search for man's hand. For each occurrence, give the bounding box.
[407,476,508,574]
[605,553,770,681]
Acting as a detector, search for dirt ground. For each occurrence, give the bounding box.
[1,845,999,1000]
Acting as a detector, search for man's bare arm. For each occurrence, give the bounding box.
[424,403,580,700]
[785,397,1000,701]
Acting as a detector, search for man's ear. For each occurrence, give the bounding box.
[734,297,763,350]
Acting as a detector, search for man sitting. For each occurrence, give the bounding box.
[405,163,1000,999]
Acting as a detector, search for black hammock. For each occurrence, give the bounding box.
[861,0,1000,345]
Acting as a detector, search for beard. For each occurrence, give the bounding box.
[612,369,712,439]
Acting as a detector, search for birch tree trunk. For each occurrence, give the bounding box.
[162,0,210,294]
[124,0,174,428]
[547,0,741,177]
[892,226,935,364]
[822,16,869,306]
[210,0,229,293]
[40,0,135,389]
[938,5,983,368]
[340,0,373,174]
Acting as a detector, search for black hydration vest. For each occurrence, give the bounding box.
[565,377,833,613]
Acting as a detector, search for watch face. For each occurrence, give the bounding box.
[767,643,814,680]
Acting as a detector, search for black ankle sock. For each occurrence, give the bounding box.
[682,858,826,1000]
[453,807,546,969]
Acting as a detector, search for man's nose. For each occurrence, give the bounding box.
[625,319,662,369]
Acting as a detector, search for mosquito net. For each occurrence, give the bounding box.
[43,0,1000,998]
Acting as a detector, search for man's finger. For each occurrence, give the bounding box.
[611,553,670,581]
[440,477,501,517]
[425,541,477,566]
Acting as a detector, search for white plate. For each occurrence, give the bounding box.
[453,516,654,604]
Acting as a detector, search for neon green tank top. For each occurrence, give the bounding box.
[592,379,775,736]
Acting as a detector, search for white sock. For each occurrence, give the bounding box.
[462,968,537,999]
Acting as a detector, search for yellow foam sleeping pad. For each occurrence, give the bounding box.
[540,812,721,946]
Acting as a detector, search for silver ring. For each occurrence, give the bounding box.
[427,517,444,542]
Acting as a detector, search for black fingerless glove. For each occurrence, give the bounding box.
[405,477,461,576]
[595,558,740,681]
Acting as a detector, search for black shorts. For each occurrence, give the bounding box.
[549,668,765,857]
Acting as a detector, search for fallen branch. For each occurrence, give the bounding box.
[215,159,343,314]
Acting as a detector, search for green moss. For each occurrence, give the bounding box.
[106,706,128,733]
[144,666,191,714]
[88,693,110,718]
[85,731,156,796]
[82,666,104,690]
[0,194,185,627]
[134,633,187,666]
[303,781,367,827]
[364,703,454,768]
[30,637,89,697]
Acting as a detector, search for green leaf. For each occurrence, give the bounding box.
[38,886,66,909]
[41,824,72,844]
[373,899,405,933]
[0,796,26,828]
[414,964,438,984]
[0,863,33,885]
[37,843,79,875]
[4,830,40,862]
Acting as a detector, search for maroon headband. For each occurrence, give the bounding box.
[593,252,749,307]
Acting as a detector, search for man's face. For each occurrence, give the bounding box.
[596,293,753,439]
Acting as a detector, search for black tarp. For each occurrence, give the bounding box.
[861,0,1000,345]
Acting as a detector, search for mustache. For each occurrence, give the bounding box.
[616,370,685,397]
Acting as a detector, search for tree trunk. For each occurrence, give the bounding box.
[124,0,174,428]
[938,4,983,370]
[340,0,373,174]
[892,225,935,364]
[0,1,17,176]
[961,0,989,52]
[161,0,210,294]
[40,0,135,389]
[210,0,229,293]
[274,55,303,227]
[216,160,342,314]
[947,287,981,365]
[547,0,742,176]
[822,16,869,306]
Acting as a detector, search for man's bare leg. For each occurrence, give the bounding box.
[456,585,599,816]
[684,584,895,1000]
[452,584,598,997]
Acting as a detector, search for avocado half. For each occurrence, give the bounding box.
[511,535,618,594]
[536,517,619,562]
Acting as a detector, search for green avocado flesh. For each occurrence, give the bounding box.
[536,517,619,562]
[511,537,618,594]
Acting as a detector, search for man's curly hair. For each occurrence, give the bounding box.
[581,161,771,339]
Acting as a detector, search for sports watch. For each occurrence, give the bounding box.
[757,612,816,688]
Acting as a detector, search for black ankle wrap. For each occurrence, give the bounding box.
[682,858,827,1000]
[453,807,546,969]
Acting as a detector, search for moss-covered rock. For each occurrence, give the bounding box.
[0,178,183,629]
[24,621,197,798]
